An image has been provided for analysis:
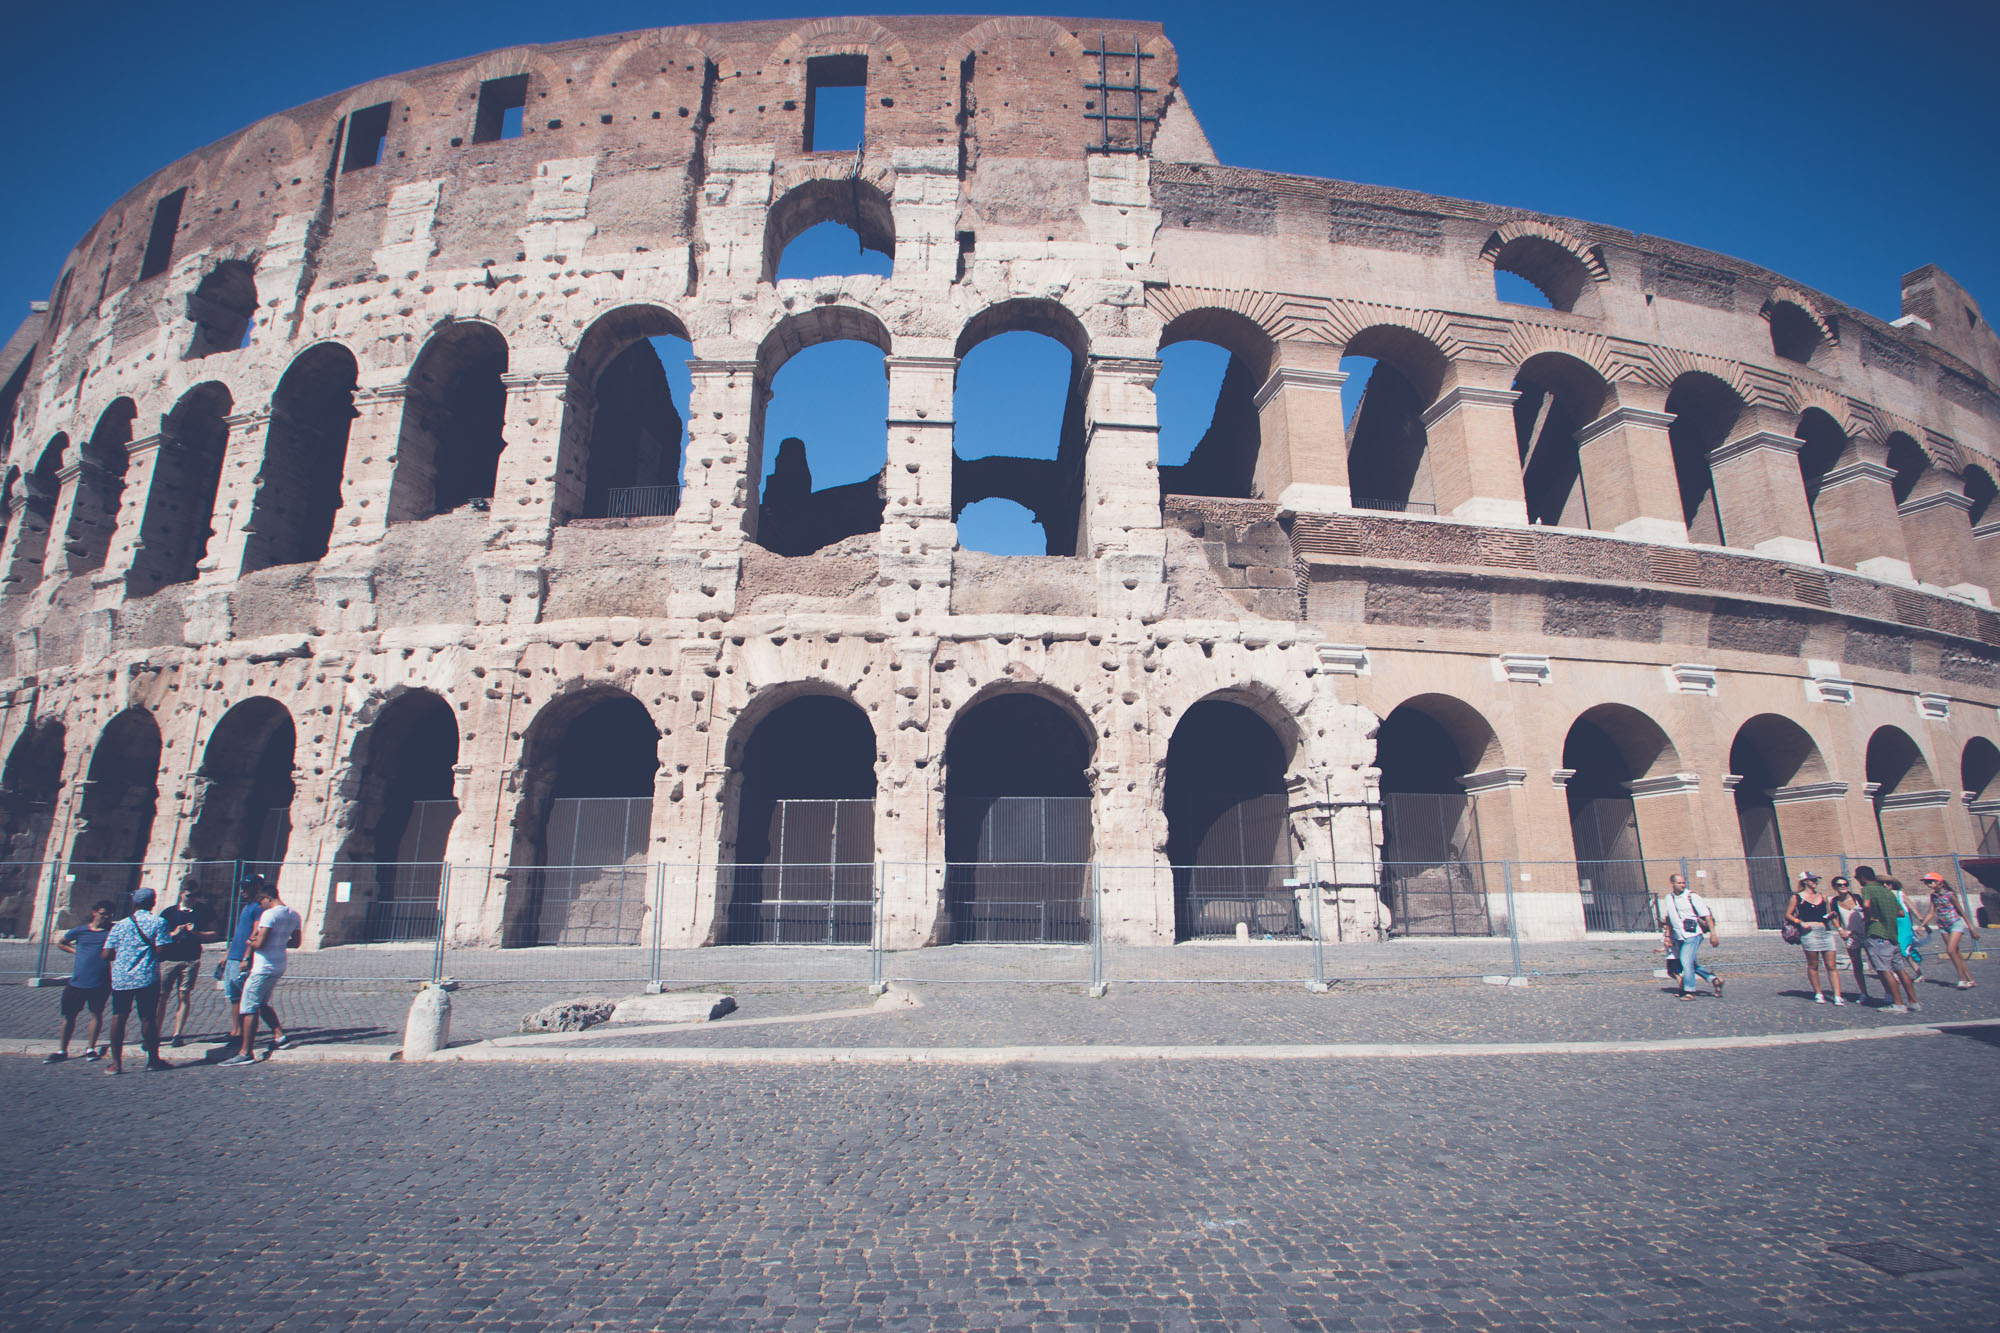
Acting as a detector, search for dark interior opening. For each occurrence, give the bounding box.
[66,710,162,921]
[473,75,529,143]
[944,693,1091,943]
[342,102,393,172]
[805,54,867,152]
[244,344,358,571]
[1165,700,1291,940]
[1564,718,1651,931]
[139,189,186,280]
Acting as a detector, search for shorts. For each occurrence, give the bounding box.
[60,984,109,1019]
[238,969,283,1016]
[222,959,246,1004]
[1863,937,1913,978]
[110,983,160,1023]
[157,959,198,1003]
[1801,923,1838,953]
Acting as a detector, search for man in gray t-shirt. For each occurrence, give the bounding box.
[219,881,301,1068]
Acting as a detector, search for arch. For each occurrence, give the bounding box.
[1664,372,1742,545]
[1156,308,1274,503]
[1883,431,1928,506]
[1795,407,1848,561]
[2,433,68,592]
[335,689,459,943]
[185,698,296,877]
[1964,464,1996,528]
[389,321,509,523]
[1765,299,1825,365]
[62,399,136,574]
[1340,324,1449,514]
[1866,724,1942,869]
[723,692,876,944]
[755,307,891,556]
[243,343,358,572]
[1964,737,2000,858]
[128,381,232,596]
[67,708,163,919]
[764,178,894,283]
[560,305,692,523]
[943,690,1093,943]
[1512,351,1610,528]
[1376,695,1504,936]
[1485,233,1596,312]
[957,298,1090,364]
[1563,704,1679,931]
[185,259,257,359]
[1165,698,1292,940]
[1728,714,1831,927]
[506,688,660,947]
[953,320,1084,555]
[0,718,65,935]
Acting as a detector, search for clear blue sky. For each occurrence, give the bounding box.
[3,1,1995,554]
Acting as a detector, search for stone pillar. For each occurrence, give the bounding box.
[889,147,960,287]
[488,361,569,548]
[1573,385,1686,544]
[0,487,53,596]
[1810,439,1914,583]
[1456,767,1544,935]
[1515,771,1587,939]
[325,381,408,549]
[1973,519,2000,594]
[1419,366,1526,525]
[197,409,273,582]
[880,354,957,623]
[94,435,167,605]
[1769,781,1854,859]
[876,639,945,949]
[1900,483,1985,601]
[1079,357,1168,620]
[1257,342,1350,513]
[41,459,88,581]
[441,757,517,948]
[664,360,758,621]
[1092,668,1173,946]
[1876,789,1955,864]
[653,641,725,946]
[1709,409,1819,563]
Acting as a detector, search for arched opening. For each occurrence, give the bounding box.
[1767,301,1824,365]
[1156,310,1274,502]
[243,344,357,572]
[1511,353,1608,529]
[1341,326,1446,514]
[0,719,64,935]
[338,691,459,943]
[953,301,1089,557]
[764,179,894,282]
[128,382,231,596]
[944,692,1092,943]
[67,709,162,922]
[1664,373,1740,545]
[954,498,1044,556]
[2,435,67,592]
[1488,235,1590,312]
[507,690,659,948]
[1963,737,2000,858]
[1563,705,1676,932]
[62,399,135,574]
[1377,696,1500,936]
[1728,715,1827,928]
[1883,432,1928,507]
[724,694,876,944]
[183,699,296,910]
[185,259,257,358]
[1165,698,1292,940]
[1965,465,1997,529]
[1795,408,1848,562]
[1866,725,1939,869]
[755,309,890,556]
[561,306,692,523]
[390,322,508,523]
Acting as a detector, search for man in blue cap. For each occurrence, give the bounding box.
[101,887,172,1073]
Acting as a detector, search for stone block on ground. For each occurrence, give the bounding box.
[520,998,620,1033]
[609,992,736,1024]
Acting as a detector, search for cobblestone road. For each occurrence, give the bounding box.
[5,1035,1997,1329]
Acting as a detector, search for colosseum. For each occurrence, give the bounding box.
[0,14,1995,959]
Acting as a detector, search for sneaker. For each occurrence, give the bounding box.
[170,1036,185,1048]
[270,1036,294,1050]
[1908,1002,1923,1013]
[218,1053,257,1068]
[82,1048,102,1061]
[42,1052,66,1064]
[145,1058,171,1072]
[1813,993,1826,1003]
[1958,981,1975,990]
[1887,1005,1909,1014]
[1832,996,1845,1006]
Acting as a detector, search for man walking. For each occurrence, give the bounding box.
[155,885,216,1048]
[219,875,287,1052]
[220,879,301,1068]
[1854,865,1920,1013]
[1659,872,1723,1000]
[102,888,172,1074]
[44,900,115,1064]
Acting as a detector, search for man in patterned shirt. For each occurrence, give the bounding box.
[101,887,172,1074]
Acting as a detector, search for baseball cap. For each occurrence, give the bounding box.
[1796,870,1820,883]
[1920,872,1948,884]
[130,887,156,908]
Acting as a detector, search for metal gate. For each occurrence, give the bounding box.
[1380,791,1493,936]
[723,799,873,944]
[945,796,1090,943]
[1737,803,1792,929]
[1572,798,1656,932]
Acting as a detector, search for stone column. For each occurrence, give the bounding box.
[94,434,168,605]
[652,641,725,946]
[1420,366,1526,525]
[325,380,409,549]
[1092,666,1173,946]
[196,409,273,583]
[1573,384,1686,544]
[488,360,570,549]
[1769,781,1854,859]
[1973,519,2000,594]
[1079,357,1168,620]
[1876,788,1955,864]
[1455,767,1541,935]
[0,486,53,596]
[41,459,88,582]
[1708,408,1819,563]
[664,360,759,621]
[1517,771,1587,939]
[441,757,520,948]
[880,354,957,623]
[1810,439,1914,583]
[1258,342,1350,513]
[875,639,945,949]
[1900,482,1985,601]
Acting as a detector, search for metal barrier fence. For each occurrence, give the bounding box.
[1,852,1993,989]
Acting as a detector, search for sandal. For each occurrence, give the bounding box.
[1678,992,1698,1001]
[1712,977,1726,997]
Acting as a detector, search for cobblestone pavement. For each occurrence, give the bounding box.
[4,1037,1997,1330]
[2,940,1995,1055]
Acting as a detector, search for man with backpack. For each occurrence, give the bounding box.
[101,887,172,1074]
[1658,872,1723,1001]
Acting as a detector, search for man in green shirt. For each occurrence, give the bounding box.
[1854,866,1919,1013]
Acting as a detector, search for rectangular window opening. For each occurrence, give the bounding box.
[805,54,867,152]
[474,75,529,143]
[342,102,393,173]
[138,189,186,280]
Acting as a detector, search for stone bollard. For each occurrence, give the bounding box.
[402,983,452,1060]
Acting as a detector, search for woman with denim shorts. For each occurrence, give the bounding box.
[1785,872,1847,1004]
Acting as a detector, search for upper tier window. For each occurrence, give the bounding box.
[805,55,866,152]
[342,103,392,172]
[474,75,528,143]
[139,189,186,281]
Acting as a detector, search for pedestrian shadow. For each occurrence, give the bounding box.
[1937,1024,2000,1051]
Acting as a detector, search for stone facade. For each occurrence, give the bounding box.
[0,15,1995,948]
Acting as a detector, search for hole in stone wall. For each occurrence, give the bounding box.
[0,718,64,933]
[184,259,258,359]
[953,329,1074,555]
[1341,356,1433,514]
[243,343,359,572]
[1884,432,1928,506]
[66,708,162,921]
[2,435,67,593]
[1488,236,1587,312]
[765,179,894,283]
[341,690,458,943]
[756,339,887,556]
[1512,353,1607,529]
[341,102,393,172]
[1166,700,1291,941]
[185,698,297,873]
[128,382,231,596]
[1664,373,1740,545]
[1377,699,1493,937]
[474,75,529,143]
[1796,408,1848,561]
[393,323,509,522]
[64,399,135,575]
[1768,301,1824,364]
[139,189,186,280]
[805,54,867,151]
[576,336,690,520]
